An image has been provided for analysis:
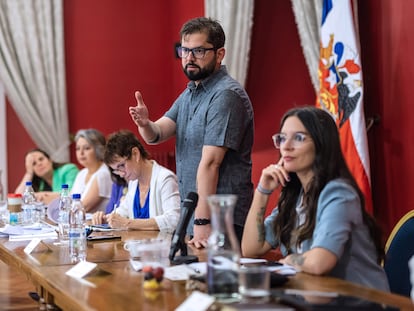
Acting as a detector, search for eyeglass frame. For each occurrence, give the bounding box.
[176,46,216,59]
[272,132,311,149]
[111,157,129,175]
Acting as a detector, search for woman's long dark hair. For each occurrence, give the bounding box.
[272,107,384,264]
[27,148,67,192]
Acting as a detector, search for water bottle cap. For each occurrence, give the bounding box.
[62,184,69,189]
[25,181,32,186]
[72,193,81,199]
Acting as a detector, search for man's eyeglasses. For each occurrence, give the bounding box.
[176,46,216,59]
[272,132,311,149]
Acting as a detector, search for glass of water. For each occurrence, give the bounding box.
[238,265,270,303]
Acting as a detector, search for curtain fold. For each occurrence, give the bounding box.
[0,83,7,197]
[205,0,254,87]
[290,0,322,93]
[0,0,69,162]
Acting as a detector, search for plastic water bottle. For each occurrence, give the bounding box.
[57,184,71,243]
[22,181,36,224]
[69,193,86,262]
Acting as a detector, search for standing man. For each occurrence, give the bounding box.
[129,17,254,248]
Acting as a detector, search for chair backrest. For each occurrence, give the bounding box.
[384,210,414,297]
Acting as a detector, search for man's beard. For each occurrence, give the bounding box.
[183,60,216,81]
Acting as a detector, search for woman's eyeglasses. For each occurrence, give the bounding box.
[111,159,128,175]
[272,132,310,149]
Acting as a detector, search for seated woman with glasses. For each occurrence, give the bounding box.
[91,130,180,232]
[241,106,389,291]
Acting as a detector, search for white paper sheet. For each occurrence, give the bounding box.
[0,223,58,241]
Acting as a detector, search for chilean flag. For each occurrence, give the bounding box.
[316,0,373,213]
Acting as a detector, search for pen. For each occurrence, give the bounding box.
[188,265,201,274]
[103,204,118,225]
[267,260,283,266]
[40,219,59,234]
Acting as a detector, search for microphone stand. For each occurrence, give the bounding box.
[168,191,200,265]
[169,236,198,265]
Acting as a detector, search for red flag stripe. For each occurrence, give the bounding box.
[339,121,373,213]
[317,0,373,214]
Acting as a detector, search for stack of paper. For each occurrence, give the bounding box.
[0,223,58,241]
[163,258,298,281]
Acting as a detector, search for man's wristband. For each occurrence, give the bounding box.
[194,218,211,226]
[148,132,160,144]
[256,184,273,195]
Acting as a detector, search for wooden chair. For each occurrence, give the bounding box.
[383,210,414,297]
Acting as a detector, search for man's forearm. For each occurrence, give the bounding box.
[138,122,160,144]
[195,163,219,219]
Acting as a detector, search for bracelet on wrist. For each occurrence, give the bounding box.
[194,218,211,226]
[148,132,160,144]
[256,184,273,195]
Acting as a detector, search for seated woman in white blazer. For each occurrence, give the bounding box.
[91,130,180,233]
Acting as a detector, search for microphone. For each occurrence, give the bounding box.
[169,192,199,265]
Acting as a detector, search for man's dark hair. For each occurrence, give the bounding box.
[180,17,225,49]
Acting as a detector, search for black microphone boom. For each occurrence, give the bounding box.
[169,191,199,265]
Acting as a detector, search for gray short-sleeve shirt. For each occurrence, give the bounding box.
[165,66,254,233]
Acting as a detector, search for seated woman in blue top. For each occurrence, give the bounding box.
[15,148,79,204]
[91,130,180,233]
[241,106,389,291]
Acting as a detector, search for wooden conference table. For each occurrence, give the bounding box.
[0,229,413,311]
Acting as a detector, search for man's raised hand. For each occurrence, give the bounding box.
[129,91,150,127]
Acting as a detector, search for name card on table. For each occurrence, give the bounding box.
[24,238,52,254]
[66,261,98,279]
[175,291,215,311]
[24,238,42,254]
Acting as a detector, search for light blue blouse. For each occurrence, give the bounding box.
[264,179,389,291]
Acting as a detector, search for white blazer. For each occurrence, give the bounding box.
[116,161,180,233]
